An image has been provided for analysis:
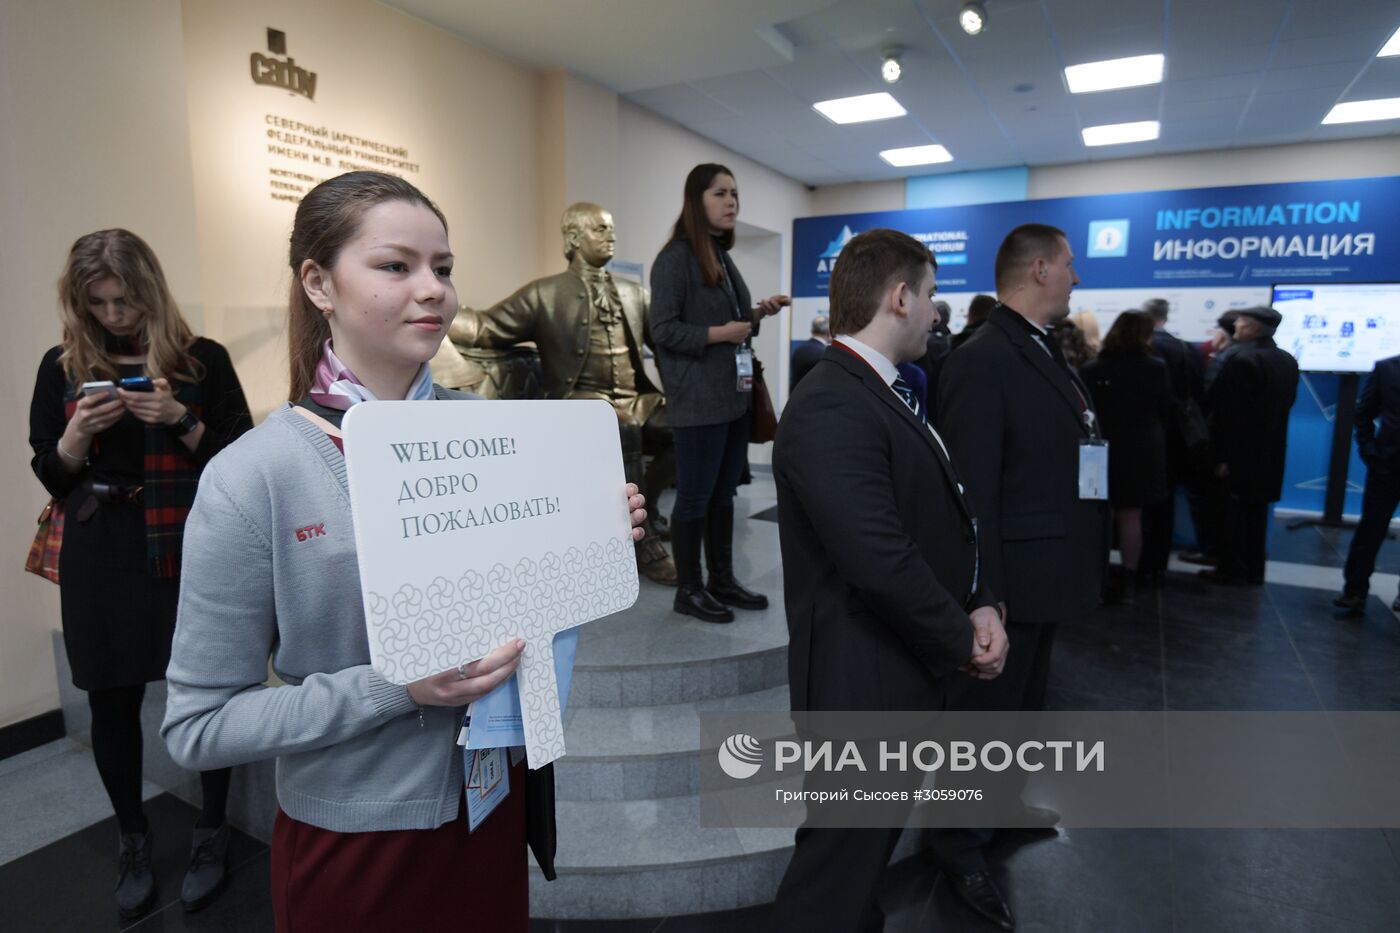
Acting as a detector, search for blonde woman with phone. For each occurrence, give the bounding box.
[27,229,252,919]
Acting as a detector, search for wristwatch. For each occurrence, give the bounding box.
[171,410,200,437]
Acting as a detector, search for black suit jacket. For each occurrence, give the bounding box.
[1356,354,1400,466]
[1207,337,1299,502]
[789,338,827,389]
[937,305,1110,624]
[775,346,994,712]
[1150,328,1204,404]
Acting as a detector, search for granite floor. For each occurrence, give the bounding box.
[4,492,1400,932]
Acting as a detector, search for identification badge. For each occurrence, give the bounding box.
[1078,439,1109,500]
[464,746,510,832]
[735,347,754,392]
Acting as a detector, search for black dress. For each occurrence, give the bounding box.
[1080,352,1173,509]
[28,338,252,690]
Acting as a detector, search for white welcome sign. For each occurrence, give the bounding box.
[341,399,639,767]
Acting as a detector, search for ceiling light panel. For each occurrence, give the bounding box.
[1065,54,1166,94]
[879,145,954,167]
[1322,97,1400,124]
[1081,120,1161,146]
[1379,25,1400,57]
[812,92,907,125]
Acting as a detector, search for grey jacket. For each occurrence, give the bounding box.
[161,403,467,832]
[648,237,758,428]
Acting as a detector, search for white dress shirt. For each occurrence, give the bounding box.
[834,334,954,464]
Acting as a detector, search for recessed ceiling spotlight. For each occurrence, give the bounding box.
[959,3,987,36]
[1065,54,1165,93]
[880,144,954,167]
[812,92,907,125]
[881,47,904,84]
[1322,97,1400,124]
[1082,120,1160,147]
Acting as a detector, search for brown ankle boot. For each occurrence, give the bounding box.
[636,536,678,586]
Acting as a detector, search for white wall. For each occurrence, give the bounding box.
[809,179,904,217]
[0,0,206,729]
[614,100,811,289]
[1028,137,1400,199]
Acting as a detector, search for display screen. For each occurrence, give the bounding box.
[1271,282,1400,373]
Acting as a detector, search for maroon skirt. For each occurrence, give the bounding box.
[271,758,529,931]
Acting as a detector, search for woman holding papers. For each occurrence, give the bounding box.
[162,171,645,930]
[648,162,789,624]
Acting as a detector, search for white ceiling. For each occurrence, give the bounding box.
[385,0,1400,186]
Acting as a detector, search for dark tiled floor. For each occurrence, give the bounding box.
[1268,514,1400,572]
[2,793,269,932]
[10,564,1400,931]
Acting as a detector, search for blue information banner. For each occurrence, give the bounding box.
[795,175,1400,297]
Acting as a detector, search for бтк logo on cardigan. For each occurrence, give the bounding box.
[293,523,327,543]
[251,28,317,101]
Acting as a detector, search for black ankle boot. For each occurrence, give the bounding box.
[703,504,768,610]
[115,829,156,920]
[670,517,734,623]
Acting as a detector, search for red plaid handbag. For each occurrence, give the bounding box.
[24,500,62,584]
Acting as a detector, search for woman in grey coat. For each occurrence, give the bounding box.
[649,163,788,623]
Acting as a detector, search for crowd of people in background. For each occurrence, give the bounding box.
[794,284,1307,607]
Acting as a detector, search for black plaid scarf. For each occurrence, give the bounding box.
[77,334,203,578]
[142,380,202,578]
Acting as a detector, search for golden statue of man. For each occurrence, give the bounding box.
[437,203,677,585]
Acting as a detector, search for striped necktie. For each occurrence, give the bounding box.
[891,375,925,424]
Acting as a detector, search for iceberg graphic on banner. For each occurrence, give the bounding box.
[816,225,856,274]
[822,226,856,258]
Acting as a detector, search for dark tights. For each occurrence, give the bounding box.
[87,684,231,835]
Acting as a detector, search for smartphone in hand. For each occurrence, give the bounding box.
[81,380,118,402]
[119,376,154,393]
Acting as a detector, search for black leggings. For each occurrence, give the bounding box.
[87,684,231,835]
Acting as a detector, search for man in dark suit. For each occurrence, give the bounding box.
[931,223,1111,928]
[1142,298,1205,580]
[1337,353,1400,613]
[789,314,830,389]
[771,228,1007,933]
[918,301,953,408]
[950,293,997,351]
[1201,306,1300,585]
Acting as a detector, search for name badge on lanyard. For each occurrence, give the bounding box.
[735,347,754,393]
[463,745,510,832]
[1078,439,1109,500]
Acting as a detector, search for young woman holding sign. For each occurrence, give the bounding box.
[162,172,646,930]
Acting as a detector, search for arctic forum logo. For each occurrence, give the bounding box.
[1087,219,1130,258]
[718,734,765,779]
